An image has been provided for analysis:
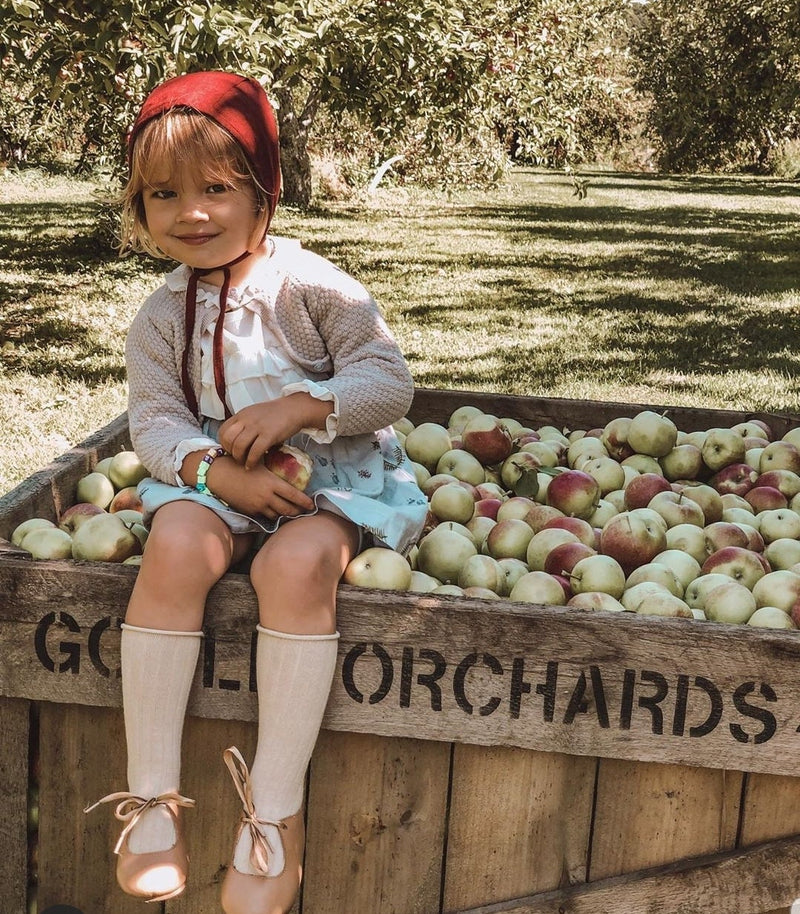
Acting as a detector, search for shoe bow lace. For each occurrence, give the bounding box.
[223,746,287,876]
[84,790,196,855]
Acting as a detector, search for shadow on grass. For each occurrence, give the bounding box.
[0,199,154,382]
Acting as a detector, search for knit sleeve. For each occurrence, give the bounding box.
[278,253,414,437]
[125,287,206,483]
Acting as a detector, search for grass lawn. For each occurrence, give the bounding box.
[1,166,799,495]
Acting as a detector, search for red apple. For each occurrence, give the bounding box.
[473,498,503,520]
[543,541,597,577]
[600,416,634,461]
[708,463,758,496]
[703,521,750,555]
[623,472,672,510]
[59,502,105,533]
[744,485,787,512]
[541,515,596,547]
[599,510,667,575]
[701,546,770,589]
[109,486,144,514]
[546,469,601,519]
[461,414,514,466]
[754,469,800,499]
[264,444,313,491]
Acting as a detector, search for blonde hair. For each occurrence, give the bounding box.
[118,109,273,258]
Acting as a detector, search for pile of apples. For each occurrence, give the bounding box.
[10,450,150,565]
[344,405,800,630]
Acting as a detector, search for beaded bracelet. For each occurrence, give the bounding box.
[195,446,227,500]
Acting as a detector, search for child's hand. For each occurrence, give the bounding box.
[219,400,300,469]
[224,464,315,519]
[219,394,334,469]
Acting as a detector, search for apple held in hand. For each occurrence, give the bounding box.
[343,546,413,591]
[264,444,314,491]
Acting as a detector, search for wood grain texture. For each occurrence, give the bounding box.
[738,771,800,914]
[589,758,742,880]
[2,561,799,776]
[0,697,30,914]
[445,835,800,914]
[442,745,596,911]
[37,703,142,914]
[303,730,450,914]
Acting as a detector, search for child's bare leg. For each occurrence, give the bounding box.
[127,500,252,630]
[222,512,359,912]
[116,502,250,885]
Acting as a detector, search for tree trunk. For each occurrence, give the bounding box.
[274,85,314,208]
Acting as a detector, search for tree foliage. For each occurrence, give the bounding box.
[0,0,633,202]
[631,0,800,172]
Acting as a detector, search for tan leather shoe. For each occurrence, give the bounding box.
[85,790,195,903]
[220,747,305,914]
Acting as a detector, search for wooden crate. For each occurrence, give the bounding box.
[2,388,800,914]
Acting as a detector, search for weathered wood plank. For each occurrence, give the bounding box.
[407,388,800,438]
[303,730,450,914]
[0,556,800,774]
[167,717,269,914]
[442,746,595,911]
[2,561,800,776]
[0,697,30,914]
[0,412,130,540]
[588,758,742,880]
[738,771,800,914]
[446,834,800,914]
[37,703,142,913]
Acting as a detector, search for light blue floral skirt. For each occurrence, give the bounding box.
[138,426,428,556]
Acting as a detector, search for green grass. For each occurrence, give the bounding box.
[2,166,800,495]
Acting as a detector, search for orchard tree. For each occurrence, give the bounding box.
[1,0,634,202]
[631,0,800,172]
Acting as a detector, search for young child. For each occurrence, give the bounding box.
[85,70,427,913]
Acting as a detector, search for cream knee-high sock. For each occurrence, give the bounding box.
[232,625,339,876]
[121,622,202,854]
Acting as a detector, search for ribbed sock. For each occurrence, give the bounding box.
[120,622,202,854]
[232,625,339,876]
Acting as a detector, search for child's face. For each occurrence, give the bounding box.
[142,165,261,272]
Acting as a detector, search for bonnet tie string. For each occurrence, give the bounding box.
[181,250,252,420]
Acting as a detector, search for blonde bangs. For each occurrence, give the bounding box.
[119,109,271,257]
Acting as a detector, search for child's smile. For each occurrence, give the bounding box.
[143,169,261,280]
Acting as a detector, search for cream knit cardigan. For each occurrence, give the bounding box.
[125,239,415,484]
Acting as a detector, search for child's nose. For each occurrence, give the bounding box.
[177,198,209,222]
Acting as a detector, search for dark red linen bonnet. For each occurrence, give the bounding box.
[129,70,281,223]
[129,71,282,420]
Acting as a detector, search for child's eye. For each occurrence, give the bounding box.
[207,183,228,194]
[151,189,175,200]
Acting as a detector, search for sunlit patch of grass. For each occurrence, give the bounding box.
[1,166,800,494]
